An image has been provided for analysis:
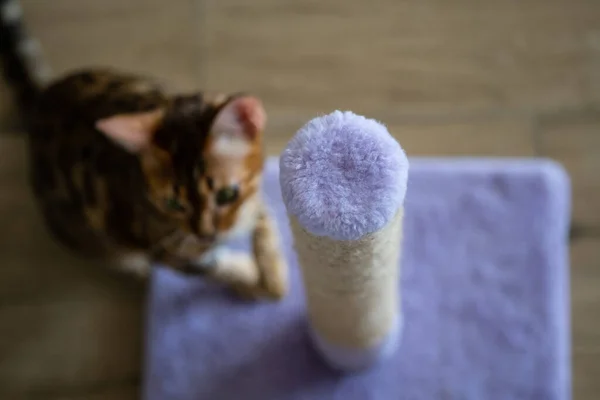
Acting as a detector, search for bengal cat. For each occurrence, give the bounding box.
[0,0,288,300]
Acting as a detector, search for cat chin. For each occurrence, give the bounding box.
[220,194,261,241]
[219,222,254,242]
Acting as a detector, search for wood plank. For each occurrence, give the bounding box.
[573,350,600,400]
[388,118,535,157]
[60,384,139,400]
[264,115,535,156]
[0,136,145,394]
[570,237,600,399]
[3,382,139,400]
[538,111,600,226]
[203,0,600,119]
[19,0,201,90]
[0,297,143,395]
[570,238,600,353]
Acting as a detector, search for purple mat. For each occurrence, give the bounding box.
[144,157,571,400]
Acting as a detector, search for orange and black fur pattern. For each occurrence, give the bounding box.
[0,0,287,300]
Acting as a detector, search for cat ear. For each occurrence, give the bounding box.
[95,109,165,153]
[212,96,266,141]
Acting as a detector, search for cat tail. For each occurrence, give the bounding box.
[0,0,51,121]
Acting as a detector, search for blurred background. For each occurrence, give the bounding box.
[0,0,598,399]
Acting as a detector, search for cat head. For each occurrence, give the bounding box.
[95,94,266,242]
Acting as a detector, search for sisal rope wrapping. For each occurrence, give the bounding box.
[290,208,403,351]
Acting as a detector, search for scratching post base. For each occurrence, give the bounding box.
[144,157,571,400]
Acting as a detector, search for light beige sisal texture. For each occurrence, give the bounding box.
[290,208,404,350]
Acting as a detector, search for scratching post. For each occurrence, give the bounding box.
[279,111,409,371]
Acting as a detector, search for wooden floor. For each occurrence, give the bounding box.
[0,0,599,398]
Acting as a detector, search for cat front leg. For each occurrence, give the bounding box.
[176,203,288,301]
[251,204,288,300]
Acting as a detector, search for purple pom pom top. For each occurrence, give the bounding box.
[279,111,409,241]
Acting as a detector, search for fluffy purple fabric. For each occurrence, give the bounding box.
[279,111,408,240]
[144,157,571,400]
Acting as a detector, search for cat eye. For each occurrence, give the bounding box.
[215,186,239,206]
[165,197,186,212]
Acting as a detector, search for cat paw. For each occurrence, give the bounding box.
[258,256,288,300]
[230,268,287,302]
[194,247,287,302]
[227,256,288,302]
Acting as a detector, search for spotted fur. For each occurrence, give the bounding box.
[1,2,287,299]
